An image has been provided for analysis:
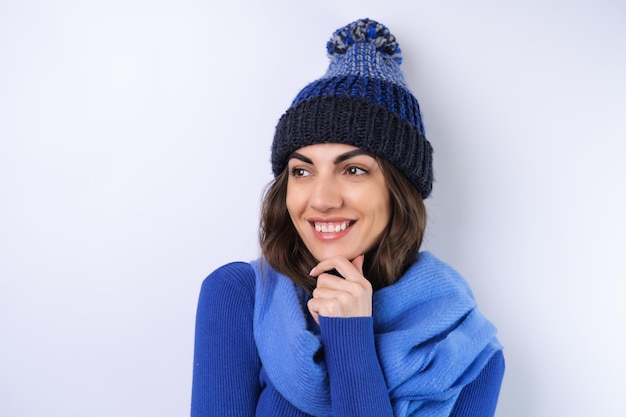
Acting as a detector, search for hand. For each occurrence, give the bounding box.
[307,255,372,325]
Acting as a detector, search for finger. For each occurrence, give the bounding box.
[324,256,366,284]
[310,282,371,318]
[348,254,365,281]
[312,285,351,300]
[314,273,370,306]
[307,298,320,325]
[310,256,357,279]
[315,272,347,290]
[308,293,350,319]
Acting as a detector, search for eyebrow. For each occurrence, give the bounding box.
[288,149,371,165]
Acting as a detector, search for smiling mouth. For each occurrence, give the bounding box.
[312,221,353,233]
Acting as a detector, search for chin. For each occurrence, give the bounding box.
[310,247,361,262]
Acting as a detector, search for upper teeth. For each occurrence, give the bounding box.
[315,222,350,233]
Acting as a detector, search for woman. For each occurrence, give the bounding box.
[191,18,504,417]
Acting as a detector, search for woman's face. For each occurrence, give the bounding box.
[286,143,391,262]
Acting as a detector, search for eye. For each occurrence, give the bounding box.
[288,167,311,177]
[345,166,368,176]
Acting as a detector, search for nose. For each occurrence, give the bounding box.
[309,173,342,212]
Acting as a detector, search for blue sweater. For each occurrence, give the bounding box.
[191,262,504,416]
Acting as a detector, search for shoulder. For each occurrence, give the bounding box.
[414,251,463,277]
[199,261,256,304]
[410,251,474,296]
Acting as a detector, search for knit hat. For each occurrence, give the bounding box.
[271,18,433,198]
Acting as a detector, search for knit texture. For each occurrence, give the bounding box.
[252,252,502,417]
[191,261,505,417]
[271,18,433,198]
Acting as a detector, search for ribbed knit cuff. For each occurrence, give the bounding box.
[319,316,376,361]
[318,316,394,416]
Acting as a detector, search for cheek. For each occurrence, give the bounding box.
[380,189,392,219]
[368,192,392,231]
[352,185,391,221]
[373,199,391,227]
[285,184,294,211]
[285,184,303,217]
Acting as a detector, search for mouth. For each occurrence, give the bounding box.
[311,220,354,233]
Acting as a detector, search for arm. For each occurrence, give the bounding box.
[191,262,261,417]
[450,350,505,417]
[320,316,395,417]
[308,255,394,416]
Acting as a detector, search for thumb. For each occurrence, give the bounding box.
[351,254,365,276]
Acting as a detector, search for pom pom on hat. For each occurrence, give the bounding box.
[271,18,433,199]
[326,18,402,63]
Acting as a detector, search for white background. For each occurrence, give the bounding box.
[1,1,625,416]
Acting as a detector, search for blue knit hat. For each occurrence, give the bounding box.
[271,18,433,198]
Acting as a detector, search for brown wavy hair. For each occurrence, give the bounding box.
[259,157,427,293]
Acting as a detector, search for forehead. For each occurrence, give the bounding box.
[293,143,363,158]
[298,143,359,152]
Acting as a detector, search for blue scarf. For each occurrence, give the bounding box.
[252,252,501,417]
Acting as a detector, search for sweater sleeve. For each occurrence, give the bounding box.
[450,350,505,417]
[319,316,395,417]
[190,262,261,417]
